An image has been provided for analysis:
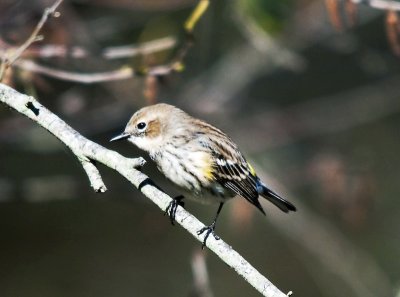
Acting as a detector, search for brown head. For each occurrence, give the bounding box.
[110,103,189,153]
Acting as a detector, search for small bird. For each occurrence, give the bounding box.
[111,103,296,247]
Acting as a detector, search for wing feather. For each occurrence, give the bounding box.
[195,125,265,213]
[213,154,265,214]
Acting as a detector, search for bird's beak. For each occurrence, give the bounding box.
[110,132,130,142]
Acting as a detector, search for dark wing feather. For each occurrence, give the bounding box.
[194,123,265,214]
[213,155,265,214]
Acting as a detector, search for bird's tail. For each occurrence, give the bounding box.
[258,182,296,213]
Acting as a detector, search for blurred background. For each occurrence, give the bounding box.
[1,0,400,296]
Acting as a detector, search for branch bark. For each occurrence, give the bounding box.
[352,0,400,11]
[0,83,290,297]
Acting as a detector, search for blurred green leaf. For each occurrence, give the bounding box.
[238,0,293,33]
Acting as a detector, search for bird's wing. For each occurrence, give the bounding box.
[195,125,265,213]
[208,140,265,213]
[212,154,265,214]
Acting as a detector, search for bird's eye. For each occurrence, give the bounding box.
[137,122,147,131]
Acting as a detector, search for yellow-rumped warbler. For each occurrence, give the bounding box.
[111,103,296,247]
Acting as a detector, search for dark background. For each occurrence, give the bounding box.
[1,0,399,296]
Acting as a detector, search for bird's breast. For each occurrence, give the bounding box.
[150,147,235,203]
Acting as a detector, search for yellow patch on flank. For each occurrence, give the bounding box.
[247,162,256,176]
[201,153,215,181]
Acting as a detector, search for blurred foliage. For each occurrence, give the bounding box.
[1,0,400,297]
[237,0,293,33]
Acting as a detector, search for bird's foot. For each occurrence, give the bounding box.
[164,195,185,225]
[197,221,220,249]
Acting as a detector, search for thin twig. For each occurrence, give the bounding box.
[385,10,400,55]
[231,75,400,152]
[103,37,177,59]
[15,59,134,83]
[14,59,180,84]
[325,0,343,31]
[9,36,177,60]
[0,0,63,80]
[77,156,107,192]
[184,0,210,33]
[352,0,400,11]
[0,0,205,86]
[254,164,391,297]
[0,83,290,297]
[191,250,214,297]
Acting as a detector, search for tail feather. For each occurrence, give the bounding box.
[258,182,296,213]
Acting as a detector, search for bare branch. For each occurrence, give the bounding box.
[325,0,344,31]
[232,76,400,152]
[0,0,63,80]
[0,83,291,297]
[352,0,400,11]
[191,250,214,297]
[13,59,182,84]
[77,156,107,193]
[103,37,177,59]
[11,36,177,60]
[0,0,199,87]
[385,10,400,56]
[184,0,210,33]
[15,59,134,83]
[345,0,358,26]
[324,0,400,54]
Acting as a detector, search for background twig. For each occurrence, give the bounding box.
[0,0,63,81]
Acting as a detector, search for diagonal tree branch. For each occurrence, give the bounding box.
[0,83,291,297]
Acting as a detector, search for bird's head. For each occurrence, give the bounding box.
[110,103,187,153]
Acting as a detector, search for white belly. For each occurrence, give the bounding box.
[150,148,236,204]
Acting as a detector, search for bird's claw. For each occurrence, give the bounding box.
[164,195,184,225]
[197,221,220,249]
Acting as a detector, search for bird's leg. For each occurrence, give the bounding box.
[197,202,224,249]
[165,195,185,225]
